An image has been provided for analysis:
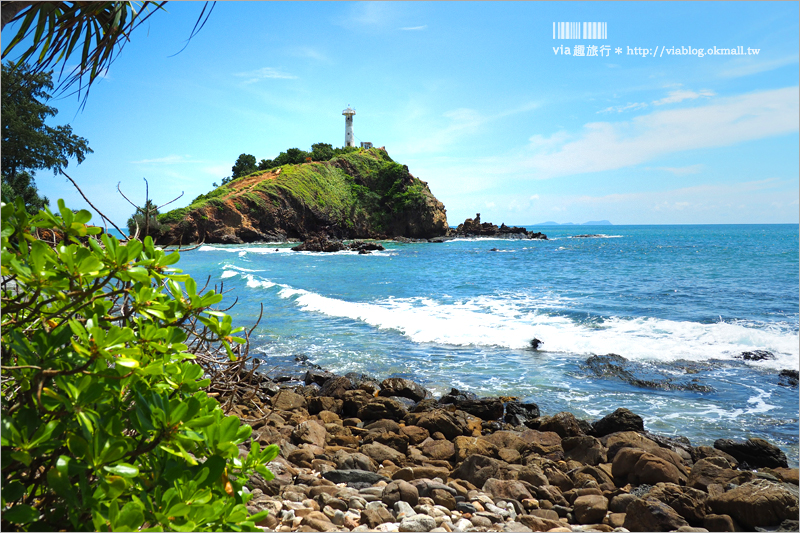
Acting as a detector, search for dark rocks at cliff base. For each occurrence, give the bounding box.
[779,369,799,387]
[583,353,716,393]
[450,213,548,240]
[530,338,543,350]
[291,236,386,253]
[592,408,644,437]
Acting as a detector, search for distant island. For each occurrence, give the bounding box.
[155,148,449,244]
[536,220,613,226]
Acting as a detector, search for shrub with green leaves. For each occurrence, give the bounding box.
[0,199,278,531]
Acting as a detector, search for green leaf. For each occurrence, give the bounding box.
[3,503,39,524]
[103,463,139,478]
[113,502,144,532]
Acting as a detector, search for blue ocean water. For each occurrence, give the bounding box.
[172,225,799,466]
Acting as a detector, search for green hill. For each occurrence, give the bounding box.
[156,148,448,244]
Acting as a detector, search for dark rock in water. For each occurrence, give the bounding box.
[453,398,504,421]
[530,338,543,350]
[318,376,354,399]
[379,377,431,402]
[778,369,799,388]
[345,372,382,394]
[583,353,715,392]
[294,354,322,369]
[737,350,775,361]
[292,236,346,252]
[304,369,336,386]
[321,469,391,485]
[591,407,644,437]
[504,401,540,427]
[439,388,479,404]
[713,437,789,469]
[489,247,500,252]
[570,234,603,238]
[451,213,548,240]
[411,398,440,413]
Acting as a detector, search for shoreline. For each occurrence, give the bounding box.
[225,363,800,532]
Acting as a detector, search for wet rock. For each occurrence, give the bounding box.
[345,372,382,394]
[318,376,354,399]
[584,353,715,392]
[713,437,788,469]
[708,478,799,529]
[452,398,505,421]
[504,401,540,427]
[778,369,799,388]
[736,350,774,361]
[438,388,479,404]
[591,408,644,437]
[304,369,337,386]
[380,378,431,402]
[382,480,420,508]
[623,497,689,532]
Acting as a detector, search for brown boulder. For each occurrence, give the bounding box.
[421,439,455,460]
[318,376,353,399]
[482,478,534,501]
[291,420,328,448]
[573,494,608,524]
[687,458,742,491]
[400,425,430,445]
[379,378,430,402]
[703,513,739,532]
[647,482,710,525]
[361,441,406,465]
[454,435,499,461]
[519,429,564,459]
[517,514,564,531]
[708,478,800,529]
[451,454,510,488]
[592,408,644,437]
[482,430,530,453]
[623,497,689,532]
[271,389,307,411]
[341,389,373,418]
[538,411,586,438]
[358,397,408,422]
[405,409,467,440]
[612,447,686,486]
[563,435,607,466]
[382,479,420,507]
[603,431,662,460]
[392,465,451,481]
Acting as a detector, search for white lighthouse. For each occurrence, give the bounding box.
[343,106,356,147]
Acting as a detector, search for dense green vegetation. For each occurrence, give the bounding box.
[1,61,93,213]
[160,146,427,234]
[1,199,277,531]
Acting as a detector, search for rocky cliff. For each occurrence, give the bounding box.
[156,149,448,244]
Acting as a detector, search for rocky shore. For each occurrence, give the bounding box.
[449,214,547,240]
[225,364,799,533]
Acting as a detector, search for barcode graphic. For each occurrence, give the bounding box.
[553,22,607,39]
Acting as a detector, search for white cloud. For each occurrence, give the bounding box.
[234,67,297,84]
[400,25,427,31]
[524,87,799,179]
[598,102,648,114]
[653,164,704,175]
[529,194,540,200]
[652,89,715,106]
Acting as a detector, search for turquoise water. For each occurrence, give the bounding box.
[172,225,799,466]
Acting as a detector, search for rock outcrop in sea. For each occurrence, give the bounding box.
[156,149,449,244]
[450,214,547,240]
[219,363,799,533]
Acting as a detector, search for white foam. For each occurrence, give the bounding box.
[221,270,238,279]
[274,288,798,370]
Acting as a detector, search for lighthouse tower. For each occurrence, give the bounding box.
[343,106,356,147]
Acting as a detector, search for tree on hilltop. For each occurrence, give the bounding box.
[231,153,257,179]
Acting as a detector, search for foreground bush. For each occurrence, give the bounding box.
[0,199,277,531]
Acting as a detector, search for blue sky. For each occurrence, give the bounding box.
[4,1,798,227]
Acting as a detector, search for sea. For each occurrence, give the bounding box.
[167,224,799,466]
